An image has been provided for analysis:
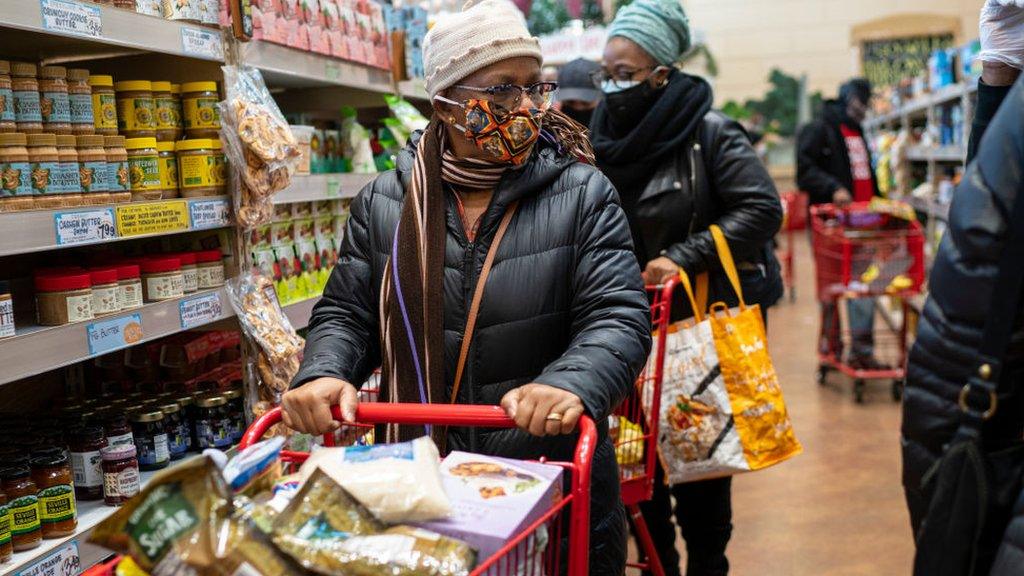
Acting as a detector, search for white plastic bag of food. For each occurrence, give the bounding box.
[298,436,450,523]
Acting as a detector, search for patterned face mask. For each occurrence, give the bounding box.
[435,96,543,166]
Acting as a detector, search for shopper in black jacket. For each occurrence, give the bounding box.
[589,1,782,574]
[281,2,650,574]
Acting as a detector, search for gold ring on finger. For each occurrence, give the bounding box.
[546,412,564,422]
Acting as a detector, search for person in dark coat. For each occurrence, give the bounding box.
[588,1,783,574]
[902,3,1024,568]
[281,1,651,574]
[796,79,885,370]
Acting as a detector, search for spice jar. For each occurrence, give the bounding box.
[39,66,71,135]
[115,81,155,138]
[156,140,179,199]
[222,388,245,443]
[26,133,58,204]
[0,61,15,133]
[89,268,121,316]
[0,132,31,199]
[152,81,177,142]
[35,271,93,326]
[0,280,14,338]
[154,401,188,460]
[76,134,108,198]
[0,490,11,563]
[196,249,226,289]
[130,410,169,471]
[176,139,224,197]
[125,137,161,200]
[30,454,76,539]
[69,425,107,501]
[141,256,184,302]
[104,135,129,196]
[181,82,220,139]
[1,466,40,551]
[116,263,143,310]
[88,75,117,136]
[12,63,42,134]
[68,69,94,136]
[195,394,232,449]
[55,135,82,203]
[103,412,133,448]
[100,444,140,506]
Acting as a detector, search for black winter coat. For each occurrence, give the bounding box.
[627,111,784,320]
[291,136,652,575]
[902,79,1024,537]
[796,101,880,206]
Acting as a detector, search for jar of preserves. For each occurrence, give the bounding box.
[175,139,224,197]
[194,395,232,449]
[181,82,220,139]
[171,393,196,451]
[104,135,129,196]
[0,466,40,551]
[0,490,12,562]
[30,454,76,539]
[12,63,42,134]
[35,271,93,326]
[173,252,198,293]
[69,425,107,501]
[39,66,71,135]
[115,81,155,138]
[116,263,143,310]
[26,133,58,204]
[103,412,134,447]
[141,256,184,301]
[89,268,121,316]
[0,61,15,133]
[152,81,177,142]
[154,401,188,460]
[125,137,161,200]
[130,410,169,471]
[76,134,108,197]
[100,444,140,506]
[68,69,94,136]
[196,249,226,289]
[156,140,179,199]
[55,135,82,203]
[0,133,32,199]
[221,388,245,443]
[88,75,117,135]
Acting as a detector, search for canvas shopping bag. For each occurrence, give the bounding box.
[656,225,801,484]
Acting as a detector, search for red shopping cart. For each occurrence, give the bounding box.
[241,403,598,576]
[810,203,925,402]
[615,278,678,576]
[777,191,809,302]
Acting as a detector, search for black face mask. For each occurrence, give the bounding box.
[604,80,664,135]
[562,106,594,128]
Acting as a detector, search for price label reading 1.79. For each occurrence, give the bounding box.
[39,0,102,38]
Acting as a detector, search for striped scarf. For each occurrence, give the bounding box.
[378,112,593,446]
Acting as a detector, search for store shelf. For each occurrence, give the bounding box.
[0,287,234,386]
[905,145,966,163]
[864,81,978,131]
[0,196,231,258]
[242,40,392,91]
[398,78,429,101]
[2,454,205,576]
[273,173,377,204]
[0,0,224,62]
[283,296,318,330]
[907,195,950,221]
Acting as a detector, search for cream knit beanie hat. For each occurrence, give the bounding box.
[423,0,543,98]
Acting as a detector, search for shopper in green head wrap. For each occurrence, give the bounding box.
[607,0,691,67]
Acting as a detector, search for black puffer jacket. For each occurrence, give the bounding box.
[292,135,652,575]
[902,79,1024,535]
[796,101,880,206]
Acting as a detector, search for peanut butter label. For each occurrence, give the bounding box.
[0,161,32,196]
[117,97,155,132]
[93,92,117,130]
[183,96,220,130]
[66,292,94,323]
[41,91,71,123]
[179,153,217,188]
[128,154,161,190]
[93,285,120,314]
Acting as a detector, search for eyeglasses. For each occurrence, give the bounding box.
[451,82,559,120]
[590,66,657,90]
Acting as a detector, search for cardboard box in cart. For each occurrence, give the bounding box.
[417,451,563,563]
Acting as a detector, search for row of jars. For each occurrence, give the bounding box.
[98,0,222,27]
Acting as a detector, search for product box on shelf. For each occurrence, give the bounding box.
[416,451,564,564]
[314,213,337,286]
[271,211,302,304]
[250,224,277,280]
[294,216,320,295]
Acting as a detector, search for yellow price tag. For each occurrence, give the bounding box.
[116,200,190,237]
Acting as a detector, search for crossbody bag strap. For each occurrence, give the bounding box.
[450,200,520,404]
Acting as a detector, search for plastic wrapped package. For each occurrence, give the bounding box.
[341,106,377,174]
[384,94,429,133]
[223,437,286,496]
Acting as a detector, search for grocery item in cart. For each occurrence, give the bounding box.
[298,436,450,523]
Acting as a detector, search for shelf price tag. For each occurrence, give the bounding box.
[86,313,144,356]
[325,175,341,198]
[181,26,224,60]
[179,291,223,329]
[325,61,342,81]
[16,540,80,576]
[189,198,231,229]
[116,200,190,237]
[39,0,102,38]
[54,208,117,246]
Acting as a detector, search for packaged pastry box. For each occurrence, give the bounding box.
[416,451,563,563]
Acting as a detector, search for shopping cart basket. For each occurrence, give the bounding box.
[241,403,598,576]
[615,279,677,576]
[810,203,925,402]
[777,190,809,302]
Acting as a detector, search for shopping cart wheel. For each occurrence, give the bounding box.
[816,365,829,386]
[854,380,866,404]
[891,381,903,402]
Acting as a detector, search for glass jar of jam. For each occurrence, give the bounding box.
[0,489,11,563]
[171,393,196,451]
[221,388,245,444]
[100,444,140,506]
[39,66,72,135]
[11,62,42,134]
[88,75,117,136]
[29,454,76,539]
[69,425,107,501]
[130,410,169,471]
[115,81,155,139]
[103,412,134,447]
[67,68,94,136]
[0,61,15,133]
[154,402,188,460]
[0,466,40,551]
[194,395,232,449]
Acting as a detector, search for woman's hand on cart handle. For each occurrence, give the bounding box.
[281,377,359,435]
[501,384,585,437]
[643,256,681,286]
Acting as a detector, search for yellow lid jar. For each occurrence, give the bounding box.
[180,82,220,139]
[156,140,179,199]
[125,137,161,201]
[114,80,155,139]
[175,139,224,198]
[87,75,117,135]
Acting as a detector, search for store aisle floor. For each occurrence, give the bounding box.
[724,233,915,575]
